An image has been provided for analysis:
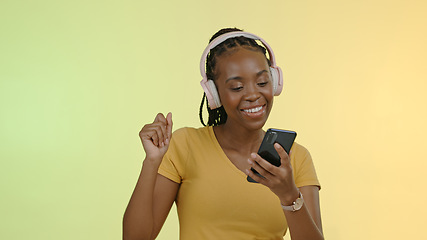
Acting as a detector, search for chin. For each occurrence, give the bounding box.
[241,104,271,129]
[240,112,271,132]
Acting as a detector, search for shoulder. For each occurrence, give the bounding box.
[171,126,211,140]
[290,142,311,158]
[164,126,212,165]
[290,142,321,188]
[290,142,315,172]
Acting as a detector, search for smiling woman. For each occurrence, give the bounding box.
[123,28,324,240]
[213,48,274,131]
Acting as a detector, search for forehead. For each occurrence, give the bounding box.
[215,48,269,79]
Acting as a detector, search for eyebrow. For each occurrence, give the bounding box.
[225,69,269,83]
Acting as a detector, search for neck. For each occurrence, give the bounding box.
[213,121,265,154]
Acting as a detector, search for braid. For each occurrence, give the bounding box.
[207,105,228,126]
[199,93,206,126]
[199,27,269,126]
[199,93,228,126]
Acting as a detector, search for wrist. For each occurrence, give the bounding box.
[281,191,304,212]
[142,157,162,169]
[280,188,300,206]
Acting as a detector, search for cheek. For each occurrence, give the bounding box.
[221,92,241,109]
[216,92,242,115]
[262,85,274,101]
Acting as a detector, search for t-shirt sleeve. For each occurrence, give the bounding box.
[291,142,321,189]
[158,128,189,184]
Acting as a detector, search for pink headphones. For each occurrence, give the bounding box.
[200,31,283,109]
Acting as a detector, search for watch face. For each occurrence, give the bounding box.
[294,198,304,211]
[282,193,304,211]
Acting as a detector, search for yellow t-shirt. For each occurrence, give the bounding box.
[159,126,320,240]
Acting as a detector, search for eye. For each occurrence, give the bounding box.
[231,86,243,91]
[258,81,269,87]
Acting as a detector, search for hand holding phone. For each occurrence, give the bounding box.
[247,129,297,183]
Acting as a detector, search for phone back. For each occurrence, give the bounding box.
[247,129,297,183]
[258,129,297,167]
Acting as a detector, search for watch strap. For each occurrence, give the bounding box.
[281,192,304,212]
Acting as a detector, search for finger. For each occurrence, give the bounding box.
[159,123,168,145]
[150,130,160,147]
[274,143,290,165]
[142,124,165,147]
[166,112,173,141]
[152,124,166,146]
[151,112,166,135]
[154,113,167,124]
[141,128,160,147]
[248,153,275,178]
[155,113,168,143]
[245,168,267,184]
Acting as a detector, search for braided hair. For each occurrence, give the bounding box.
[199,28,270,126]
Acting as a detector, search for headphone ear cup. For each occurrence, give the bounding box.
[200,79,222,109]
[207,80,221,108]
[270,66,283,96]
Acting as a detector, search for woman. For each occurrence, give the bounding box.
[123,28,324,240]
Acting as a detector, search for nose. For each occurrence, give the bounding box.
[244,83,261,102]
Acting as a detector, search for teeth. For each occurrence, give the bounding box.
[243,106,262,113]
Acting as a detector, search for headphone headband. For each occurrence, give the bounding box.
[199,32,278,78]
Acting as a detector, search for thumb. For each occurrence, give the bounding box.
[166,112,173,139]
[274,143,290,165]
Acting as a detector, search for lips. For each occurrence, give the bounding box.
[242,106,263,113]
[240,104,266,118]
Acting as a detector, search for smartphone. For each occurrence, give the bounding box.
[247,129,297,183]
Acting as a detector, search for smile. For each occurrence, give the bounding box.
[240,105,266,118]
[242,106,263,113]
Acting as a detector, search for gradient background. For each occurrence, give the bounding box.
[1,0,427,239]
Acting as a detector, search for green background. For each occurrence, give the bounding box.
[1,0,427,239]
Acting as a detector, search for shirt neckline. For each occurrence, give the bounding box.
[206,126,248,178]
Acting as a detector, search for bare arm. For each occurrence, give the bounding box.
[282,186,323,240]
[123,113,179,240]
[299,186,323,234]
[123,166,179,240]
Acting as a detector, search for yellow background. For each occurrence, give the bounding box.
[1,0,426,239]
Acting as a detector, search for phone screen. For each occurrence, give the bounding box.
[247,129,297,183]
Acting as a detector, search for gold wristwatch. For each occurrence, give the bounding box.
[281,192,304,212]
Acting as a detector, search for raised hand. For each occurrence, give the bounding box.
[139,112,173,163]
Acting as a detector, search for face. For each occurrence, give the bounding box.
[214,47,274,131]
